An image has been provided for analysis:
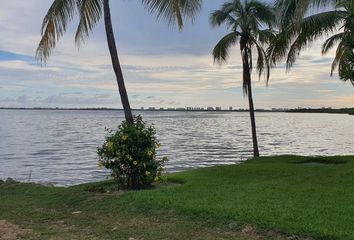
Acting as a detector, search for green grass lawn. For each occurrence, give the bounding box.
[1,155,354,239]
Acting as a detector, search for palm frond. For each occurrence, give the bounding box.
[276,0,310,28]
[248,45,253,70]
[247,0,276,28]
[322,32,344,54]
[141,0,202,30]
[36,0,78,63]
[258,29,277,45]
[338,51,354,85]
[212,32,239,64]
[331,41,345,75]
[267,26,292,66]
[285,10,345,68]
[251,36,270,83]
[275,0,335,29]
[210,10,238,27]
[219,1,241,17]
[75,0,103,46]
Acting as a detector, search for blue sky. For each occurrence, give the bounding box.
[0,0,353,109]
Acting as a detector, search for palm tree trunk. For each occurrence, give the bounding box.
[241,40,260,157]
[246,78,260,157]
[103,0,133,123]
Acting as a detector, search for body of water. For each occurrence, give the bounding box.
[0,109,353,186]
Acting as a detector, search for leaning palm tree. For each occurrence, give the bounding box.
[210,0,275,157]
[270,0,354,86]
[36,0,202,123]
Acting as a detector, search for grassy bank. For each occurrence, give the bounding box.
[1,155,354,239]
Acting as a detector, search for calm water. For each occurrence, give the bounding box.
[0,109,353,186]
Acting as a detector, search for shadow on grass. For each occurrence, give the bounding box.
[294,156,347,165]
[84,177,185,194]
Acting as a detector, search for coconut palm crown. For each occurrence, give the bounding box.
[210,0,276,157]
[270,0,354,86]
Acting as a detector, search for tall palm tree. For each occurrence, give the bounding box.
[36,0,202,123]
[210,0,275,157]
[270,0,354,86]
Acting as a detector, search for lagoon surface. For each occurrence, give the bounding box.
[0,109,353,186]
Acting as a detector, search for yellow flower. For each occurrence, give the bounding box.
[147,150,154,157]
[156,143,161,148]
[154,176,159,181]
[145,171,151,176]
[126,154,133,161]
[106,141,114,153]
[133,161,138,165]
[121,135,128,141]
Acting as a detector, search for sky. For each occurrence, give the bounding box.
[0,0,353,109]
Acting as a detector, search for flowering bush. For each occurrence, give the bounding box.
[97,115,167,189]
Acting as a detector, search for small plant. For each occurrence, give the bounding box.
[97,115,167,189]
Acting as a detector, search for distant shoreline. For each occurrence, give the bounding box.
[0,107,281,112]
[287,108,354,115]
[0,107,353,114]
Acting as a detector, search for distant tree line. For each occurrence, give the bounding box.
[287,108,354,115]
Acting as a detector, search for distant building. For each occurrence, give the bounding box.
[176,107,186,110]
[148,107,156,110]
[188,107,202,110]
[272,108,288,111]
[140,107,144,110]
[207,107,214,111]
[215,107,222,111]
[159,107,164,110]
[229,106,233,111]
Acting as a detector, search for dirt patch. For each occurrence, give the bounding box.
[0,220,32,240]
[241,224,263,239]
[231,223,313,240]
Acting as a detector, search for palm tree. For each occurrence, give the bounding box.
[210,0,275,157]
[36,0,202,123]
[270,0,354,86]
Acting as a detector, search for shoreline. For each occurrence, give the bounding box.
[1,107,353,115]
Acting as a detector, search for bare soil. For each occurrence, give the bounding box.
[0,220,31,240]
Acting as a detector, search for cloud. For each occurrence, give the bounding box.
[0,1,352,109]
[314,89,336,93]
